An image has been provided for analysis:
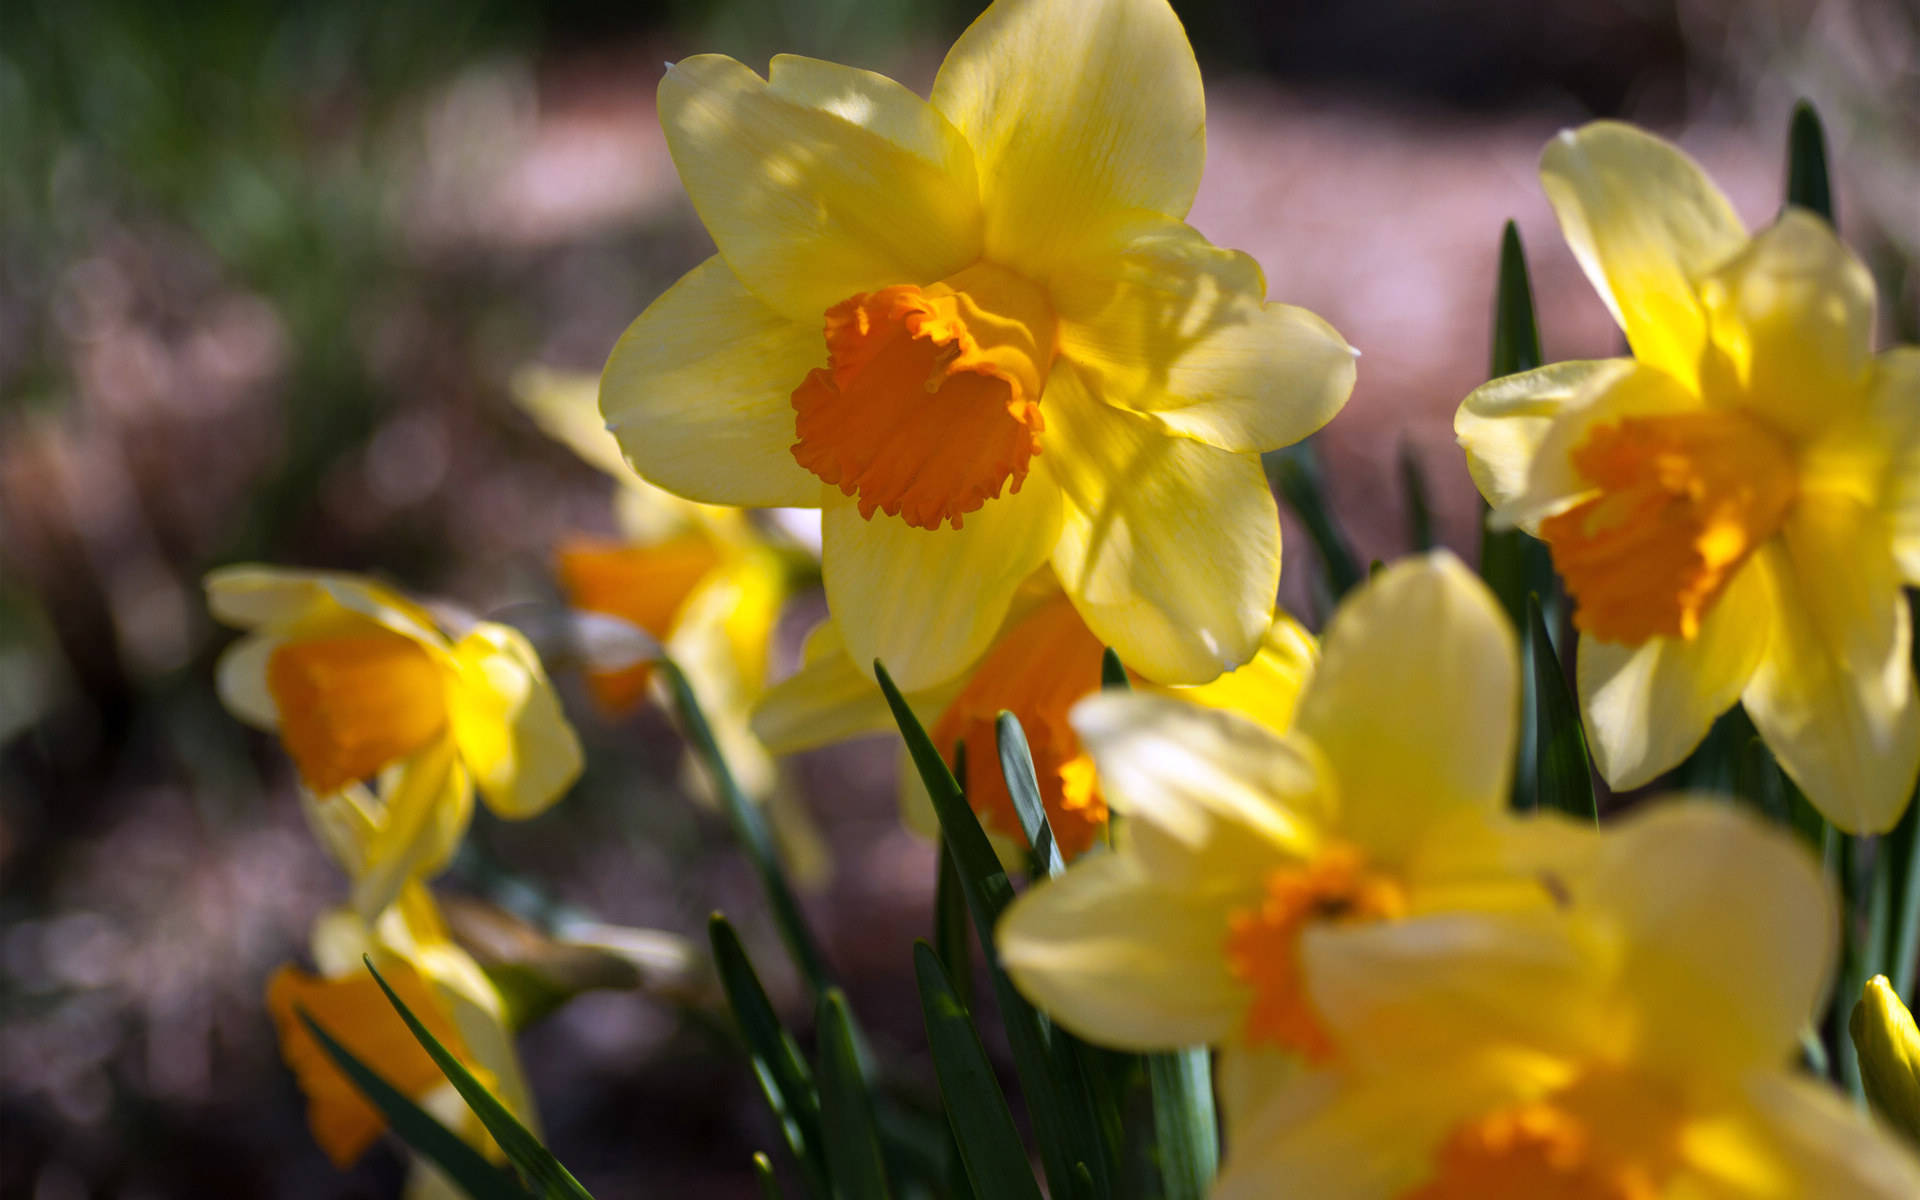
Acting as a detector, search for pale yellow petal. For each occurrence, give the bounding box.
[1590,803,1834,1077]
[659,54,980,320]
[205,566,444,645]
[349,742,474,918]
[1290,553,1518,863]
[445,623,583,820]
[1069,692,1327,890]
[1502,359,1700,532]
[765,55,977,192]
[820,469,1061,692]
[215,631,285,729]
[1743,494,1919,833]
[600,255,828,509]
[931,0,1204,279]
[1540,121,1747,390]
[998,849,1242,1050]
[1045,360,1278,685]
[1576,553,1771,790]
[1735,1072,1920,1197]
[1170,611,1318,735]
[1699,210,1878,442]
[1863,349,1920,580]
[752,620,965,755]
[1053,218,1355,453]
[1454,359,1620,519]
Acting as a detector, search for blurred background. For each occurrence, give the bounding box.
[3,0,1916,1194]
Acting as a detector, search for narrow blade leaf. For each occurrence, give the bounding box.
[997,712,1062,878]
[1526,596,1597,824]
[1398,441,1435,551]
[1147,1048,1218,1200]
[1268,441,1362,603]
[1784,99,1835,225]
[710,914,828,1194]
[914,943,1045,1200]
[815,988,892,1200]
[1099,648,1128,691]
[1491,220,1542,377]
[933,840,974,1013]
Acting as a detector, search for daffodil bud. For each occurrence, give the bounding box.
[1850,974,1920,1149]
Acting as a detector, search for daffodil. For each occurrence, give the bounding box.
[752,577,1317,863]
[267,883,538,1199]
[599,0,1356,694]
[1215,803,1920,1198]
[208,567,583,915]
[997,553,1591,1061]
[514,368,830,881]
[1853,975,1920,1150]
[1456,120,1920,832]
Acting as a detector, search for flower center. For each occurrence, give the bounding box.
[267,628,449,793]
[555,536,725,712]
[1224,844,1407,1062]
[791,261,1056,531]
[1540,410,1796,645]
[1401,1068,1682,1200]
[931,593,1108,859]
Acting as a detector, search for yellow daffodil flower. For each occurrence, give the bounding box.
[208,567,583,915]
[1215,804,1920,1198]
[751,576,1317,863]
[1853,975,1920,1150]
[514,368,830,882]
[266,882,538,1193]
[599,0,1356,694]
[997,553,1592,1060]
[1456,120,1920,832]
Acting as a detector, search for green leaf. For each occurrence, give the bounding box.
[815,988,892,1200]
[1525,596,1597,824]
[659,657,833,999]
[753,1152,785,1200]
[294,1007,532,1200]
[1490,219,1542,377]
[877,662,1109,1199]
[1099,647,1129,691]
[933,840,974,1014]
[710,914,830,1196]
[914,943,1045,1200]
[997,712,1062,878]
[363,959,595,1199]
[1784,99,1835,225]
[1885,797,1920,998]
[1398,441,1435,551]
[1268,440,1362,606]
[1146,1048,1218,1200]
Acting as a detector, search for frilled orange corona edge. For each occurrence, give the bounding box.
[931,594,1109,858]
[792,262,1056,531]
[1225,844,1406,1062]
[1541,410,1796,645]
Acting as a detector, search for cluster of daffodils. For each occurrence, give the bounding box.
[202,0,1920,1194]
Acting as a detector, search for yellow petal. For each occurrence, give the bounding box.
[1575,552,1770,790]
[1069,692,1327,889]
[1501,359,1699,532]
[1290,553,1518,863]
[752,620,964,754]
[998,849,1243,1051]
[1735,1072,1920,1197]
[1743,494,1920,832]
[1045,361,1278,684]
[1869,349,1920,580]
[349,741,475,918]
[215,631,285,729]
[509,366,634,483]
[930,0,1205,280]
[445,623,584,820]
[1454,360,1619,522]
[1171,611,1319,735]
[600,255,829,509]
[1590,803,1834,1078]
[1054,218,1355,453]
[1698,210,1878,442]
[1539,121,1747,390]
[658,54,980,321]
[205,566,444,646]
[1853,976,1920,1149]
[820,470,1061,693]
[765,54,978,194]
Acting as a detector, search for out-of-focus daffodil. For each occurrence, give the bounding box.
[208,567,583,915]
[1215,804,1920,1198]
[266,883,538,1196]
[1853,974,1920,1150]
[1456,120,1920,832]
[599,0,1356,694]
[513,368,830,882]
[752,576,1317,863]
[996,553,1592,1059]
